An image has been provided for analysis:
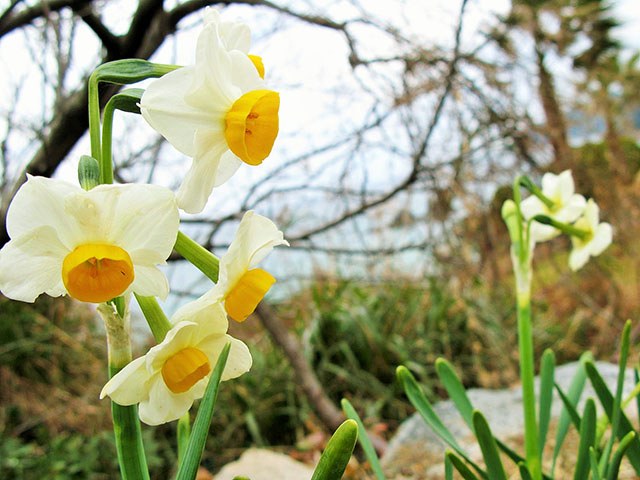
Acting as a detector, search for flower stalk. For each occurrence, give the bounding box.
[174,231,220,282]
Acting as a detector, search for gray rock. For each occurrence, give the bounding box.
[214,448,314,480]
[382,361,638,478]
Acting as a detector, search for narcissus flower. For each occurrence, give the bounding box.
[0,176,179,303]
[569,199,612,271]
[100,301,251,425]
[174,211,288,323]
[520,170,586,242]
[140,10,279,214]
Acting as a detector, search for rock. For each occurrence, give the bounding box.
[214,448,314,480]
[382,361,638,479]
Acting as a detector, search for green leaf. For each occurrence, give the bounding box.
[573,398,596,480]
[177,413,190,467]
[554,383,582,432]
[110,403,150,480]
[585,360,640,476]
[445,451,480,480]
[589,447,601,480]
[175,343,230,480]
[606,431,636,480]
[445,455,453,480]
[340,398,385,480]
[396,366,487,478]
[518,462,533,480]
[538,349,555,457]
[599,320,631,474]
[634,369,640,422]
[472,410,507,480]
[552,352,591,476]
[92,59,179,85]
[311,419,358,480]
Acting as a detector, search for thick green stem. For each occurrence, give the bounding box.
[88,72,102,166]
[100,100,116,184]
[134,294,172,343]
[174,231,220,282]
[97,302,150,480]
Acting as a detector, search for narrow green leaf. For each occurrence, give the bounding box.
[445,454,453,480]
[177,412,190,467]
[589,447,601,480]
[606,431,636,480]
[599,320,631,475]
[436,358,474,426]
[472,410,507,480]
[634,369,640,422]
[554,383,582,432]
[552,352,591,476]
[445,451,480,480]
[175,343,230,480]
[396,366,487,478]
[573,398,596,480]
[518,462,533,480]
[341,398,385,480]
[585,360,640,475]
[311,419,358,480]
[538,349,555,457]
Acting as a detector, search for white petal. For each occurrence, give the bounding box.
[176,141,228,214]
[541,171,561,197]
[198,334,252,381]
[95,184,179,259]
[520,195,546,220]
[140,66,205,156]
[230,50,265,94]
[584,199,600,229]
[529,221,559,243]
[138,376,196,425]
[589,223,613,256]
[221,211,288,287]
[6,175,83,249]
[213,151,242,187]
[556,194,586,223]
[171,291,228,334]
[0,226,68,302]
[555,170,576,202]
[128,265,169,300]
[100,356,150,404]
[569,245,590,271]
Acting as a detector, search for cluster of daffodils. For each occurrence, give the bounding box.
[0,8,286,426]
[519,170,612,271]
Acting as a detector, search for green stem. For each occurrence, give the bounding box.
[134,294,172,343]
[531,215,590,240]
[519,176,555,209]
[97,303,150,480]
[88,71,102,166]
[174,231,220,282]
[100,97,116,184]
[177,412,191,467]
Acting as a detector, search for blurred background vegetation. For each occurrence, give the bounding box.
[1,0,639,478]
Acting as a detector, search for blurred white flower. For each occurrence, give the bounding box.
[521,170,586,242]
[173,211,288,323]
[0,176,178,303]
[140,9,278,214]
[569,199,613,271]
[101,301,251,425]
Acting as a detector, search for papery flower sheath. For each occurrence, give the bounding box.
[520,170,586,242]
[173,211,288,323]
[140,10,279,214]
[569,199,613,271]
[100,301,251,425]
[0,175,179,303]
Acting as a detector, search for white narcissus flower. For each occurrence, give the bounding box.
[569,199,613,271]
[0,175,179,303]
[139,10,278,214]
[520,170,586,242]
[173,211,288,324]
[100,301,251,425]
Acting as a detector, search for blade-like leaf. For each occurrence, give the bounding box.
[573,398,596,480]
[445,451,480,480]
[396,366,487,478]
[585,360,640,476]
[311,419,358,480]
[606,431,636,480]
[472,410,507,480]
[554,383,582,432]
[436,358,474,426]
[175,343,230,480]
[518,462,533,480]
[341,398,385,480]
[589,447,601,480]
[552,352,591,476]
[445,454,453,480]
[538,349,555,457]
